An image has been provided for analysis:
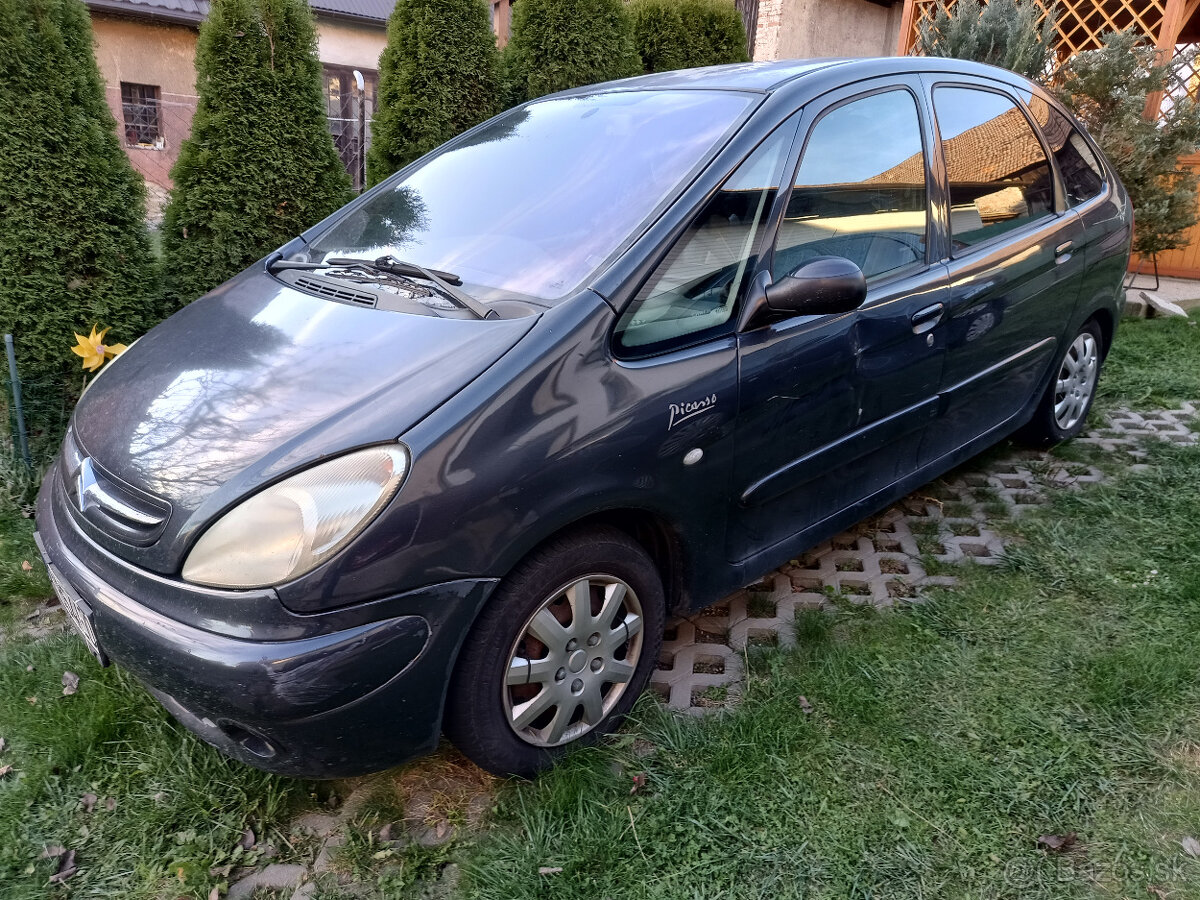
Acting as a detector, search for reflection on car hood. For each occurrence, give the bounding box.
[70,269,535,573]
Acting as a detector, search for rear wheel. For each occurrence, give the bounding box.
[1019,320,1104,446]
[444,526,664,777]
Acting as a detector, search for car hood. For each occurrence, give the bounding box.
[69,268,536,573]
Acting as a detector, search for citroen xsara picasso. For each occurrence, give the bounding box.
[36,58,1131,777]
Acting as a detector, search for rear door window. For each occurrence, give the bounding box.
[773,89,928,282]
[933,86,1054,249]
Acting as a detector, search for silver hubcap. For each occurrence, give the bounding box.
[1054,332,1098,431]
[503,574,644,747]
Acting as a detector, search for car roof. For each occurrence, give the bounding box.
[558,56,1032,97]
[599,59,854,92]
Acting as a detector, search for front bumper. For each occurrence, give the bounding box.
[35,460,497,778]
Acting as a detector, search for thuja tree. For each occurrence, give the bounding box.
[0,0,162,425]
[505,0,641,103]
[1060,30,1200,255]
[367,0,501,185]
[630,0,748,74]
[916,0,1057,81]
[163,0,351,301]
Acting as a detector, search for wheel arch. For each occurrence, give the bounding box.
[1087,307,1115,360]
[491,506,690,618]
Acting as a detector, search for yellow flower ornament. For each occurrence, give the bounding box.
[71,325,128,372]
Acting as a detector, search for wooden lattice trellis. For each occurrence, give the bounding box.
[899,0,1192,61]
[899,0,1200,115]
[1162,41,1200,115]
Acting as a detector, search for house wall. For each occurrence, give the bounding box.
[755,0,904,61]
[316,17,387,71]
[90,13,198,199]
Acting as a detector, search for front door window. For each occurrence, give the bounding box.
[774,89,928,282]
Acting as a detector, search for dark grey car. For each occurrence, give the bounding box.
[35,58,1131,777]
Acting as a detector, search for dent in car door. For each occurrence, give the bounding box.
[728,82,949,564]
[921,82,1087,460]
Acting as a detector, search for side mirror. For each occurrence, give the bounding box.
[765,256,866,316]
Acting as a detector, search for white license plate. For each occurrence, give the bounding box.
[47,565,107,666]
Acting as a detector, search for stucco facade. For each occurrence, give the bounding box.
[91,14,198,196]
[316,17,387,70]
[754,0,903,62]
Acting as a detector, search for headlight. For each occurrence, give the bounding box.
[182,445,409,588]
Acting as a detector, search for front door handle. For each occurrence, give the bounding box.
[1055,240,1073,264]
[911,302,945,334]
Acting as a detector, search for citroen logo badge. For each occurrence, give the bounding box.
[76,457,100,515]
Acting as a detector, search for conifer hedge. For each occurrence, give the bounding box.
[505,0,641,103]
[630,0,749,74]
[163,0,351,302]
[367,0,501,185]
[0,0,162,421]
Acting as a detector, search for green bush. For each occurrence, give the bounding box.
[630,0,689,73]
[916,0,1056,81]
[367,0,502,185]
[681,0,749,68]
[162,0,351,302]
[630,0,749,74]
[0,0,163,436]
[506,0,641,103]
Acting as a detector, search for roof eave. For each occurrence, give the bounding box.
[86,0,204,26]
[311,8,388,26]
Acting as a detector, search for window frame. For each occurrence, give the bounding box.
[769,82,934,292]
[119,82,162,148]
[928,80,1062,260]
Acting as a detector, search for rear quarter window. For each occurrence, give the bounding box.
[1023,93,1105,206]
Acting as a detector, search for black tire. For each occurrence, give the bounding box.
[1019,319,1105,447]
[443,526,665,777]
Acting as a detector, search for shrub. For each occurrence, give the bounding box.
[367,0,502,185]
[505,0,641,104]
[0,0,162,435]
[915,0,1057,81]
[680,0,749,68]
[1059,30,1200,256]
[162,0,351,302]
[631,0,749,75]
[630,0,689,73]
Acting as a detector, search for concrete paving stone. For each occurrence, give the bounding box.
[227,864,308,900]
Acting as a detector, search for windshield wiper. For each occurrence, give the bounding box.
[270,255,496,320]
[269,256,462,285]
[358,256,498,321]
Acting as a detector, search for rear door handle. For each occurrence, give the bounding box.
[1055,240,1073,264]
[911,302,944,334]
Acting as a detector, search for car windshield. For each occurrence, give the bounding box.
[306,90,755,302]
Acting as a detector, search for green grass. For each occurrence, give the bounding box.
[0,634,306,898]
[0,503,51,629]
[1099,309,1200,409]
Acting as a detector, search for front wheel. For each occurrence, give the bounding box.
[1019,320,1104,446]
[443,526,665,777]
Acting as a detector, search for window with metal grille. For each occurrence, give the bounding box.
[120,82,161,147]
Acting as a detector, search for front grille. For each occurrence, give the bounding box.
[61,431,171,546]
[293,275,378,308]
